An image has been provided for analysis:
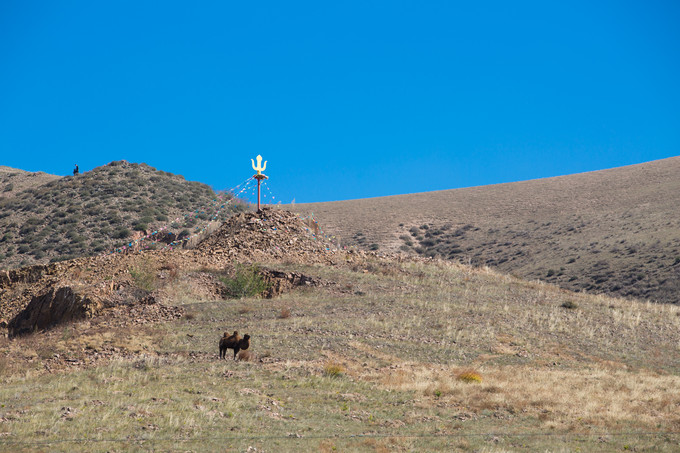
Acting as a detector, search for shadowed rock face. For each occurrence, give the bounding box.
[258,268,321,298]
[9,286,102,337]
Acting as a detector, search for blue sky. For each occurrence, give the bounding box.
[1,1,678,203]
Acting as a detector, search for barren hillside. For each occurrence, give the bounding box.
[292,157,680,303]
[0,166,60,198]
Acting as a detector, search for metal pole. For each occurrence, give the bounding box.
[257,177,261,212]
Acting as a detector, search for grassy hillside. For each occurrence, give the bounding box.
[0,161,247,269]
[1,257,678,451]
[292,157,680,304]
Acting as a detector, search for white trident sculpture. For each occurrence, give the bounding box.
[251,155,267,175]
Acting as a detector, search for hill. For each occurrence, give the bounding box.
[0,166,60,198]
[292,157,680,304]
[0,161,247,269]
[0,208,679,451]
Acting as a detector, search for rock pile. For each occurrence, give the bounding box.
[195,207,338,263]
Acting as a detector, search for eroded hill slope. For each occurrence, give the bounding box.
[292,157,680,303]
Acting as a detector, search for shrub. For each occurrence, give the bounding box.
[323,361,345,378]
[50,254,74,263]
[129,260,156,292]
[457,369,482,383]
[219,264,270,299]
[561,300,578,310]
[113,228,130,239]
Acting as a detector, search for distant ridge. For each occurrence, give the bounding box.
[292,157,680,303]
[0,166,60,198]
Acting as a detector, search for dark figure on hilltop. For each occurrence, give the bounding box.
[73,164,79,176]
[219,331,251,360]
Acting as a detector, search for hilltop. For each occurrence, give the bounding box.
[292,157,680,304]
[0,166,60,198]
[0,161,247,269]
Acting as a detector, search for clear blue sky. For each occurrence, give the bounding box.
[1,1,678,203]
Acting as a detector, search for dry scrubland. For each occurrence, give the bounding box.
[292,156,680,304]
[0,161,246,269]
[1,258,679,452]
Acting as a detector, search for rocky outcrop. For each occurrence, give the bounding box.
[0,264,50,289]
[0,208,383,336]
[8,286,103,337]
[259,268,322,298]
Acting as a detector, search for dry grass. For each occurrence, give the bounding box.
[293,156,680,304]
[377,363,680,429]
[323,361,345,378]
[1,259,680,451]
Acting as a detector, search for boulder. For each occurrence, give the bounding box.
[8,286,102,337]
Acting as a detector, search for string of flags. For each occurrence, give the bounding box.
[260,180,276,203]
[103,171,356,257]
[258,179,349,251]
[103,177,255,256]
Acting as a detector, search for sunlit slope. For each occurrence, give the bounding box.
[292,157,680,303]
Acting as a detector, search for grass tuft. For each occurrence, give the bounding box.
[323,361,345,378]
[457,369,483,383]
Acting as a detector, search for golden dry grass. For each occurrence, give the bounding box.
[292,156,680,304]
[1,258,679,451]
[377,363,680,430]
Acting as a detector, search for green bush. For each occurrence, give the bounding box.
[220,264,270,299]
[129,260,156,292]
[113,228,130,239]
